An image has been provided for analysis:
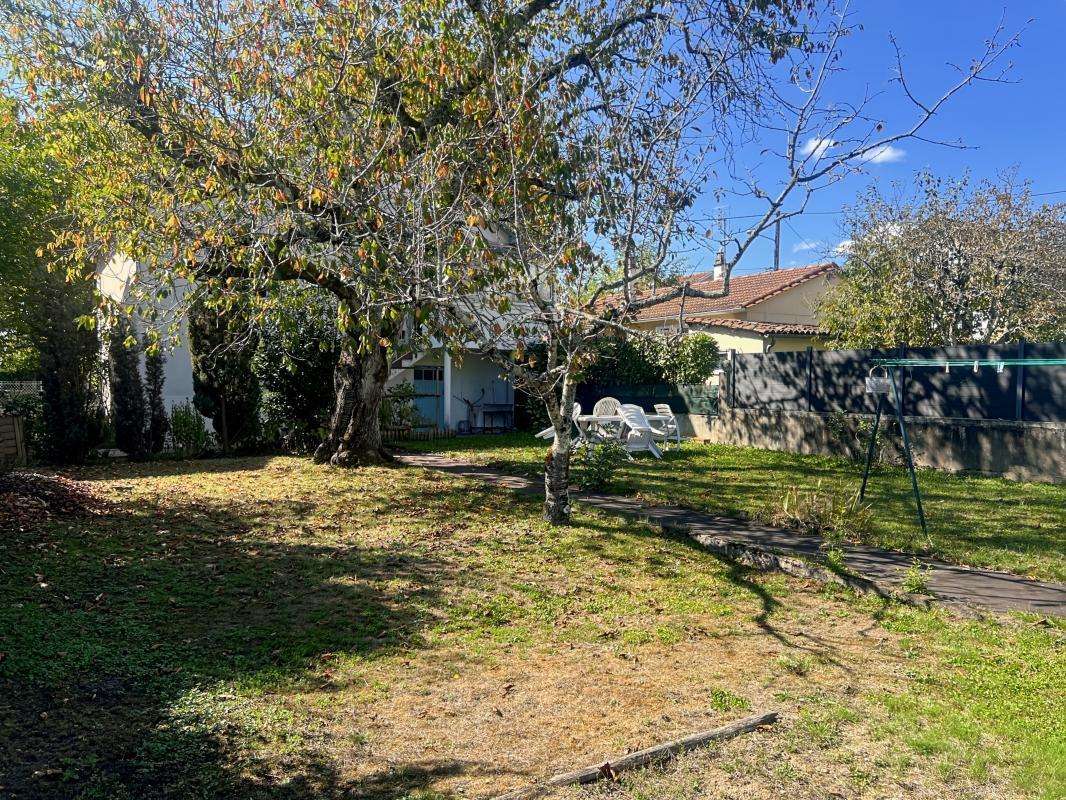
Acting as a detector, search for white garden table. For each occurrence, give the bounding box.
[573,413,671,447]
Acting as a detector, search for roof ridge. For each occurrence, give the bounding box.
[624,261,837,322]
[678,262,834,306]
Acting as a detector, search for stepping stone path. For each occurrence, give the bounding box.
[397,452,1066,618]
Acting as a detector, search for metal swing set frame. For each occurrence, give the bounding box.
[858,356,1066,536]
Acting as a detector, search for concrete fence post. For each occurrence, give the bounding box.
[805,346,813,412]
[729,349,737,409]
[1015,340,1026,421]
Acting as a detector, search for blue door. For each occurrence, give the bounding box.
[412,366,444,429]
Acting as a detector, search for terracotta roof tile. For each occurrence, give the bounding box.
[628,262,836,322]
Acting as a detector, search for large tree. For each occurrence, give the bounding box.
[820,172,1066,347]
[0,0,675,465]
[0,100,102,463]
[447,6,1016,522]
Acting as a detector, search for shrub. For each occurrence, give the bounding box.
[583,332,720,387]
[188,300,260,453]
[252,286,339,452]
[515,388,551,433]
[144,348,169,455]
[768,481,874,546]
[170,401,211,458]
[582,336,663,386]
[379,381,420,429]
[637,332,721,385]
[108,319,148,458]
[825,411,886,463]
[902,557,933,595]
[578,438,627,491]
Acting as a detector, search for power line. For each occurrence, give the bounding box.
[706,187,1066,223]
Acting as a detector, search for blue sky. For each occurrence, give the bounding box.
[712,0,1066,276]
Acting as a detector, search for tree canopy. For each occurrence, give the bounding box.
[820,173,1066,347]
[0,99,103,461]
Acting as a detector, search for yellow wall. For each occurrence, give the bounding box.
[744,274,830,324]
[700,328,765,353]
[766,335,821,352]
[629,273,832,354]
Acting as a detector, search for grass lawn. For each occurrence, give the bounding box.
[0,455,1063,799]
[399,433,1066,583]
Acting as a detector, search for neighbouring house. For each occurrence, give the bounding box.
[386,348,514,433]
[628,258,838,353]
[98,254,516,433]
[97,253,196,412]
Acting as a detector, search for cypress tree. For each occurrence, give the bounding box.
[144,346,169,455]
[108,318,147,458]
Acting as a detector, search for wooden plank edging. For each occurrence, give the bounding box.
[490,710,779,800]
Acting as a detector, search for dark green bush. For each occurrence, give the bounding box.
[108,319,148,459]
[144,348,169,455]
[252,287,339,453]
[170,400,211,458]
[582,332,720,386]
[188,301,260,453]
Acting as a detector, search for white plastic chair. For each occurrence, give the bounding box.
[617,404,665,459]
[591,396,622,440]
[535,402,582,440]
[653,403,682,444]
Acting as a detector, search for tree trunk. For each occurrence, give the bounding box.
[219,393,230,455]
[543,433,572,524]
[313,327,392,466]
[542,379,577,525]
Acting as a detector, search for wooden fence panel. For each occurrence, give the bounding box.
[0,415,27,465]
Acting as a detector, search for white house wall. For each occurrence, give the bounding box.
[158,320,196,411]
[97,253,197,412]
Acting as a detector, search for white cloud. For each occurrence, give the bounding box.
[862,144,906,164]
[833,239,854,256]
[800,137,834,159]
[792,240,822,254]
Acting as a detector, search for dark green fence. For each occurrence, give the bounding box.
[576,383,719,416]
[723,341,1066,422]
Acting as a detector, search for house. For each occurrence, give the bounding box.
[97,253,196,412]
[628,259,838,353]
[97,254,515,433]
[387,348,514,433]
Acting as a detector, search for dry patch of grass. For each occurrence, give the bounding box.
[0,456,1060,800]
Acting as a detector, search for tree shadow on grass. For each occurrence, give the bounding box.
[561,505,855,672]
[432,435,1065,576]
[70,454,277,482]
[0,486,507,799]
